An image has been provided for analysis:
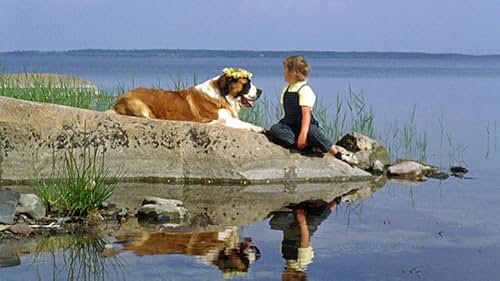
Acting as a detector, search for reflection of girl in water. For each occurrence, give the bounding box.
[270,198,340,281]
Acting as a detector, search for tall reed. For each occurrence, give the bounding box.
[34,145,119,217]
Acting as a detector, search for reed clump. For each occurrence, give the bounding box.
[34,146,118,217]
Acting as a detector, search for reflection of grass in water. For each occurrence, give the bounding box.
[485,121,497,159]
[33,234,125,281]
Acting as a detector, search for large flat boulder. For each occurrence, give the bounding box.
[0,96,371,184]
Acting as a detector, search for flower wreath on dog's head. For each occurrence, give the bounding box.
[223,68,253,79]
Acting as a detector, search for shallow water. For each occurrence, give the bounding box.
[1,50,499,280]
[1,176,499,281]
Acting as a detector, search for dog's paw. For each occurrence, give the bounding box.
[251,126,266,133]
[341,153,360,166]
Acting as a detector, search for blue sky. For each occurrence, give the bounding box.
[1,0,499,54]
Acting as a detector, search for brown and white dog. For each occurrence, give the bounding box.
[112,68,265,133]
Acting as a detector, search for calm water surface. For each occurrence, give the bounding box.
[0,50,499,280]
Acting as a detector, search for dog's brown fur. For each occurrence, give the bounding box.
[114,87,237,123]
[113,74,257,122]
[121,231,227,256]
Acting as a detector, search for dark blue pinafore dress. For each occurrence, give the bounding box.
[268,84,333,152]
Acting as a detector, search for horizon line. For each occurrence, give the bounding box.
[1,48,500,57]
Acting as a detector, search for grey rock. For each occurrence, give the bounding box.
[387,160,442,181]
[0,189,19,224]
[0,96,371,184]
[116,208,128,218]
[353,150,371,170]
[15,193,46,220]
[142,197,184,207]
[0,242,20,268]
[9,223,33,236]
[372,160,385,175]
[336,132,390,171]
[450,166,469,178]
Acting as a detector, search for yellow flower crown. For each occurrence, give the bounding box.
[222,67,253,79]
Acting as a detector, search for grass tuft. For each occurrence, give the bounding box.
[34,146,118,217]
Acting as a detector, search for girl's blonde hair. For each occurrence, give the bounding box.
[283,55,310,81]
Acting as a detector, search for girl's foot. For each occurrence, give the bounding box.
[334,151,360,165]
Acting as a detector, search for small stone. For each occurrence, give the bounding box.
[15,193,46,220]
[9,223,33,236]
[102,244,121,258]
[450,166,469,178]
[137,202,187,224]
[116,208,128,218]
[142,197,184,207]
[450,166,469,174]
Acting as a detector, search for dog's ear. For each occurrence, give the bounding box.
[218,74,232,96]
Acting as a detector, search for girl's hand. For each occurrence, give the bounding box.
[297,133,308,150]
[295,208,307,225]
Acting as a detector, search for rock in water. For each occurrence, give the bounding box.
[450,166,469,178]
[387,160,442,181]
[0,189,20,224]
[15,193,46,220]
[336,132,390,171]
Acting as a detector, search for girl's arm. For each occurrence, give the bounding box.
[297,106,312,150]
[296,209,310,248]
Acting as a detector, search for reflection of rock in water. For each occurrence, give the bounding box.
[341,176,387,203]
[0,242,20,268]
[110,180,381,229]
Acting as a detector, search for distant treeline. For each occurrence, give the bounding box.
[2,49,500,60]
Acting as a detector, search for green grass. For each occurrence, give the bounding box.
[0,72,116,111]
[34,145,119,217]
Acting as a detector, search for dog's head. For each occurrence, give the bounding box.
[217,68,262,110]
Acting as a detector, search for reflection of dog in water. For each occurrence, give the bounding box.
[118,226,260,278]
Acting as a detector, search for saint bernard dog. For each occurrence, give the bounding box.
[112,68,265,133]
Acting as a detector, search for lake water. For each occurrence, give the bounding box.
[1,50,500,280]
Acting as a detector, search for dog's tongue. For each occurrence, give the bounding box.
[241,96,254,107]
